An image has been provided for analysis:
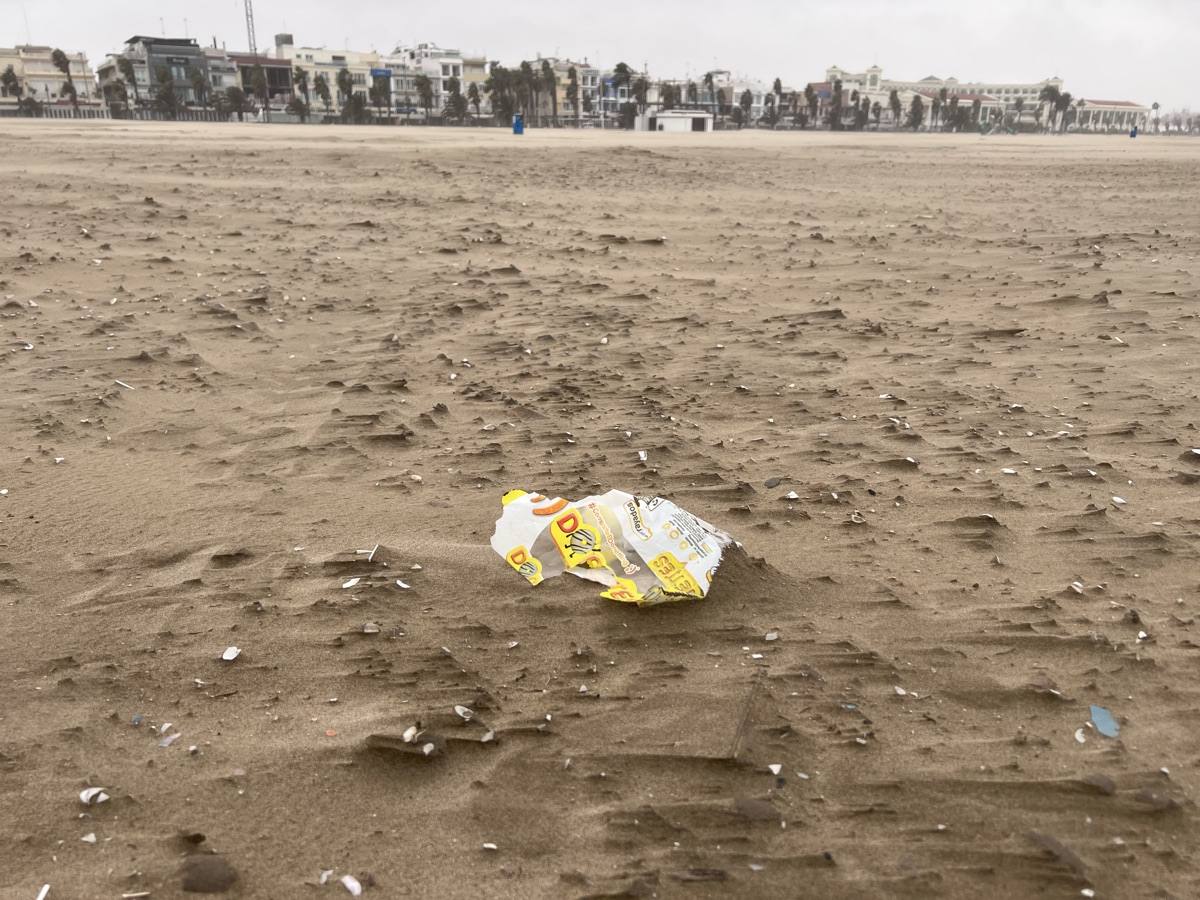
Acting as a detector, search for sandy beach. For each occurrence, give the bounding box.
[2,120,1199,898]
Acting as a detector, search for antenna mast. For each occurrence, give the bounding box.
[244,0,258,55]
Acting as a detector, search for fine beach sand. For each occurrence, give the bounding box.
[2,120,1199,898]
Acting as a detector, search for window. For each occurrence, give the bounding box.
[211,74,224,87]
[170,64,186,81]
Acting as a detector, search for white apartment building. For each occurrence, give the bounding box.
[272,36,481,117]
[274,34,378,113]
[0,44,104,116]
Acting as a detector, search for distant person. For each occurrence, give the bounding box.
[1130,124,1138,138]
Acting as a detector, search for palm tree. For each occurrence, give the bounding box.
[485,62,516,123]
[804,83,818,126]
[467,81,482,123]
[414,73,434,121]
[336,68,353,112]
[631,76,648,114]
[2,65,22,104]
[51,49,79,115]
[225,86,248,122]
[1013,95,1025,129]
[1076,97,1086,131]
[686,81,697,106]
[772,77,783,107]
[103,78,128,114]
[251,64,270,121]
[293,66,310,116]
[313,73,332,118]
[154,65,179,119]
[612,63,633,92]
[187,66,208,109]
[888,89,901,129]
[116,56,140,109]
[739,88,752,126]
[871,100,882,129]
[369,74,390,118]
[829,79,843,129]
[565,66,578,124]
[1039,84,1061,133]
[1055,91,1072,133]
[1151,101,1160,132]
[541,59,558,126]
[909,94,925,131]
[703,70,716,118]
[931,95,941,130]
[517,61,537,122]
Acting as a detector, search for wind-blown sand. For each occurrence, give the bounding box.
[2,121,1199,899]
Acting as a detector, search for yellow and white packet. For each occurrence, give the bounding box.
[490,489,733,606]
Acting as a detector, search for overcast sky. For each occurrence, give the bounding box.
[6,0,1197,108]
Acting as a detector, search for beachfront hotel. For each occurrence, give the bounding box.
[822,64,1149,130]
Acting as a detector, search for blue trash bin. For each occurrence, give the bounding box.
[513,114,524,135]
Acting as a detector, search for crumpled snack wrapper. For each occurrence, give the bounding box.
[491,489,733,606]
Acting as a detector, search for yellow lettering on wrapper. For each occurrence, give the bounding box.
[648,552,704,597]
[550,509,607,570]
[601,576,643,604]
[506,545,544,585]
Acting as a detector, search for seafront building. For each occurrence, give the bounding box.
[0,44,104,116]
[819,64,1149,130]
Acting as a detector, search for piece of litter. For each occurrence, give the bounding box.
[491,489,732,606]
[637,450,648,462]
[402,725,418,743]
[1090,705,1120,738]
[36,886,50,900]
[765,631,779,641]
[221,646,241,662]
[1069,581,1084,594]
[340,874,363,896]
[159,733,182,748]
[1081,890,1096,898]
[1111,496,1127,507]
[342,577,361,589]
[1001,468,1017,475]
[454,705,475,720]
[114,380,135,390]
[320,870,334,885]
[79,787,109,805]
[784,490,800,500]
[362,622,381,634]
[421,742,436,756]
[1074,728,1087,744]
[767,764,782,775]
[81,832,97,844]
[482,842,498,851]
[395,580,411,589]
[894,686,908,697]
